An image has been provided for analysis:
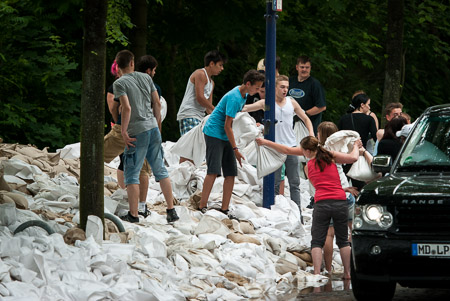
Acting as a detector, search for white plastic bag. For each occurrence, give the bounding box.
[256,142,287,178]
[347,155,378,182]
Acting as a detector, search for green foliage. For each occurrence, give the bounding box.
[106,0,134,46]
[1,0,449,148]
[0,0,82,150]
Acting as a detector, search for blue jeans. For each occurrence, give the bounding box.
[275,154,301,211]
[123,128,168,185]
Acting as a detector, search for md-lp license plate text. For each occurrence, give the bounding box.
[412,243,450,257]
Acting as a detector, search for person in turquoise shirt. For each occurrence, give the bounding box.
[199,70,265,219]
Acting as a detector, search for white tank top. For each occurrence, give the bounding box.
[177,68,213,121]
[275,97,297,146]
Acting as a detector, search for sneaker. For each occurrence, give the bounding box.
[120,211,139,223]
[138,204,151,218]
[219,209,239,221]
[166,208,179,224]
[198,207,208,214]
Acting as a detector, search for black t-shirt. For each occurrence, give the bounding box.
[377,138,402,160]
[338,113,377,147]
[245,92,265,123]
[288,76,326,134]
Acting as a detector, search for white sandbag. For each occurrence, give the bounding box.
[256,142,287,178]
[160,96,167,122]
[293,120,310,146]
[170,116,209,166]
[57,142,80,159]
[86,215,103,245]
[241,141,257,166]
[324,130,360,153]
[232,112,260,149]
[347,155,379,182]
[0,202,17,226]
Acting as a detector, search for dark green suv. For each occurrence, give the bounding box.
[351,104,450,300]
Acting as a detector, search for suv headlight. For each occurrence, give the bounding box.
[353,205,393,230]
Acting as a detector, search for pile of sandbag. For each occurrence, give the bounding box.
[0,138,339,300]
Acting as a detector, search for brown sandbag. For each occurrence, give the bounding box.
[64,227,86,245]
[0,193,15,205]
[227,232,261,245]
[0,175,12,192]
[3,191,28,209]
[275,258,298,275]
[239,221,255,234]
[224,271,250,286]
[293,251,313,264]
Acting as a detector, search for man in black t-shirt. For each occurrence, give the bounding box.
[288,56,326,135]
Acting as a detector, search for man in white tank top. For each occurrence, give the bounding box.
[243,75,314,221]
[177,50,226,136]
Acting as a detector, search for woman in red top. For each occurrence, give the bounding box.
[256,135,360,279]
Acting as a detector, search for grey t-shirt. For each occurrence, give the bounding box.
[113,72,157,136]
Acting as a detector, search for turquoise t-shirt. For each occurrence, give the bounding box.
[203,86,246,141]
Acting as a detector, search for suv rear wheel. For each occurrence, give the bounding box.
[351,255,396,301]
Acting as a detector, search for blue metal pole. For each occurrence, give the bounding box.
[263,1,277,208]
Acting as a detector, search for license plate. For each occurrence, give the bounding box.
[412,243,450,257]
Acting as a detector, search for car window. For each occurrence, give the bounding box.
[398,116,450,170]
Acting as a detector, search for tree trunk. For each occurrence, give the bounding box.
[130,0,148,60]
[382,0,404,127]
[80,0,107,231]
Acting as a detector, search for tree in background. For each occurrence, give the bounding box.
[382,0,404,127]
[79,0,107,231]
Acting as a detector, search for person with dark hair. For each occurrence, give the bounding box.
[103,60,152,218]
[113,50,179,224]
[338,93,377,148]
[136,54,161,97]
[245,70,266,124]
[198,70,265,220]
[255,135,361,279]
[377,116,408,161]
[177,50,227,136]
[376,102,404,141]
[288,55,326,135]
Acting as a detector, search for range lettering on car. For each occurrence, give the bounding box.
[401,199,444,205]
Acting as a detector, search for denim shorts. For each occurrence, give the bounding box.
[123,128,168,185]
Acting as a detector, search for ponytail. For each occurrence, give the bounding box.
[300,136,334,172]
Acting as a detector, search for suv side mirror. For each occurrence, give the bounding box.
[372,155,392,173]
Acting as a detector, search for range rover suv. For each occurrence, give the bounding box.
[351,104,450,300]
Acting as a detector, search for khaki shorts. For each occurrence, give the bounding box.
[104,124,152,176]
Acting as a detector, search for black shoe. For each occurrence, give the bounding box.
[120,211,139,223]
[166,208,179,224]
[219,209,239,221]
[198,207,208,214]
[138,203,151,218]
[307,196,315,209]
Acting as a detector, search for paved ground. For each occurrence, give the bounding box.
[295,284,450,300]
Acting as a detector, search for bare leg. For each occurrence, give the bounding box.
[348,221,353,242]
[323,227,335,274]
[340,245,351,279]
[221,176,235,211]
[139,173,149,203]
[279,180,285,195]
[126,184,139,217]
[199,174,217,209]
[117,170,125,189]
[311,247,323,275]
[159,177,174,209]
